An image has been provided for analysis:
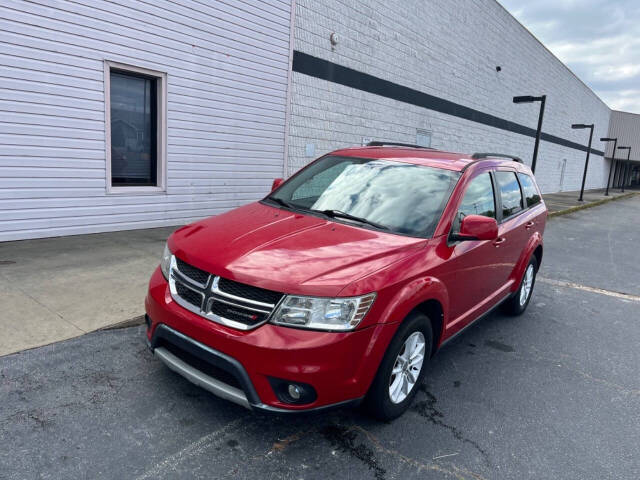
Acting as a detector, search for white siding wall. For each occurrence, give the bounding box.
[289,0,612,194]
[0,0,292,241]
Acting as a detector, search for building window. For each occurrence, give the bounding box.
[104,61,166,193]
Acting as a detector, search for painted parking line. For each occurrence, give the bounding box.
[135,419,243,480]
[538,277,640,303]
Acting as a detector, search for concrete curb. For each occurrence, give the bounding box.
[548,192,637,218]
[100,315,146,331]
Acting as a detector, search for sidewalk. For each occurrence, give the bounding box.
[0,226,175,356]
[0,189,637,356]
[542,188,636,215]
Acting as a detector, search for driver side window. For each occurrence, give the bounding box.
[453,173,496,232]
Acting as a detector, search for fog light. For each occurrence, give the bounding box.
[268,377,317,405]
[288,384,301,400]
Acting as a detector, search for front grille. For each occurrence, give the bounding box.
[218,277,283,305]
[175,282,203,309]
[208,300,270,326]
[176,257,210,285]
[170,257,283,330]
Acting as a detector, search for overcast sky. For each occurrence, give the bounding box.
[499,0,640,113]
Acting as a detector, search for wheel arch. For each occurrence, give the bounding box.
[533,244,543,271]
[412,299,444,357]
[511,233,543,291]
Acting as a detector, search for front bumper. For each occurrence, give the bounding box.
[149,323,362,413]
[145,267,398,411]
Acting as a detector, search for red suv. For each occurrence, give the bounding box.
[145,143,547,420]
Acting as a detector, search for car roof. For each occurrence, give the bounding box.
[330,146,531,173]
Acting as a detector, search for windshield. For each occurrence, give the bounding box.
[266,156,460,237]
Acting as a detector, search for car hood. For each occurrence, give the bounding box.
[168,202,427,297]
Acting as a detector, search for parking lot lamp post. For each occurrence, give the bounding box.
[617,146,631,192]
[572,124,594,201]
[513,95,546,174]
[600,137,617,196]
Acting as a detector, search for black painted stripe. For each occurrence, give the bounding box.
[292,51,604,157]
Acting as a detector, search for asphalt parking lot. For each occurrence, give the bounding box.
[1,196,639,480]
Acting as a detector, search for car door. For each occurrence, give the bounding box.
[494,169,529,286]
[440,169,506,332]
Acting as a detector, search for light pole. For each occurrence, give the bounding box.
[572,124,594,201]
[513,95,546,174]
[617,146,631,192]
[600,137,617,196]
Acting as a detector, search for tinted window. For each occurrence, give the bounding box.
[495,171,523,218]
[454,173,495,232]
[110,71,157,186]
[518,173,541,207]
[269,156,460,237]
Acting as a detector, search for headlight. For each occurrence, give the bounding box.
[270,293,376,331]
[160,242,173,280]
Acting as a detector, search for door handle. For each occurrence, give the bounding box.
[493,237,506,246]
[525,221,535,229]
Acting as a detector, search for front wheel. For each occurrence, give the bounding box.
[502,255,538,316]
[364,312,433,421]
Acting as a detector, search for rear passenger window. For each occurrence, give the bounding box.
[517,173,541,207]
[453,173,495,232]
[495,171,523,218]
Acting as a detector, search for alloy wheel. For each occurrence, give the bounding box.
[389,331,426,404]
[519,264,535,307]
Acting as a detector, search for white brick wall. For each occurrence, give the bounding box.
[288,0,612,193]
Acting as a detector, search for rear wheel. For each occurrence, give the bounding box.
[365,312,433,421]
[503,256,538,315]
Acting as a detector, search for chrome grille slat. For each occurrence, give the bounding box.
[213,283,276,309]
[207,295,272,314]
[172,267,206,289]
[175,257,209,287]
[168,256,283,331]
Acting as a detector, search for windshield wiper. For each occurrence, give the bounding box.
[315,209,389,230]
[267,196,297,210]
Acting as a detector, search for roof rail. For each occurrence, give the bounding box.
[367,141,433,149]
[471,152,523,163]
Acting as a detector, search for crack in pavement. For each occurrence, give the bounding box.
[350,424,488,480]
[265,420,488,480]
[411,385,492,466]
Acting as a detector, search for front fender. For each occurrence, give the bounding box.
[349,275,450,395]
[377,276,449,327]
[510,233,542,291]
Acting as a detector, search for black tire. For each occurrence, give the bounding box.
[502,255,538,316]
[364,312,433,421]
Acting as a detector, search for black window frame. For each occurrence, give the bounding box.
[109,68,159,187]
[493,169,526,223]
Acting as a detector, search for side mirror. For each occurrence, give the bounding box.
[453,215,498,241]
[271,178,284,191]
